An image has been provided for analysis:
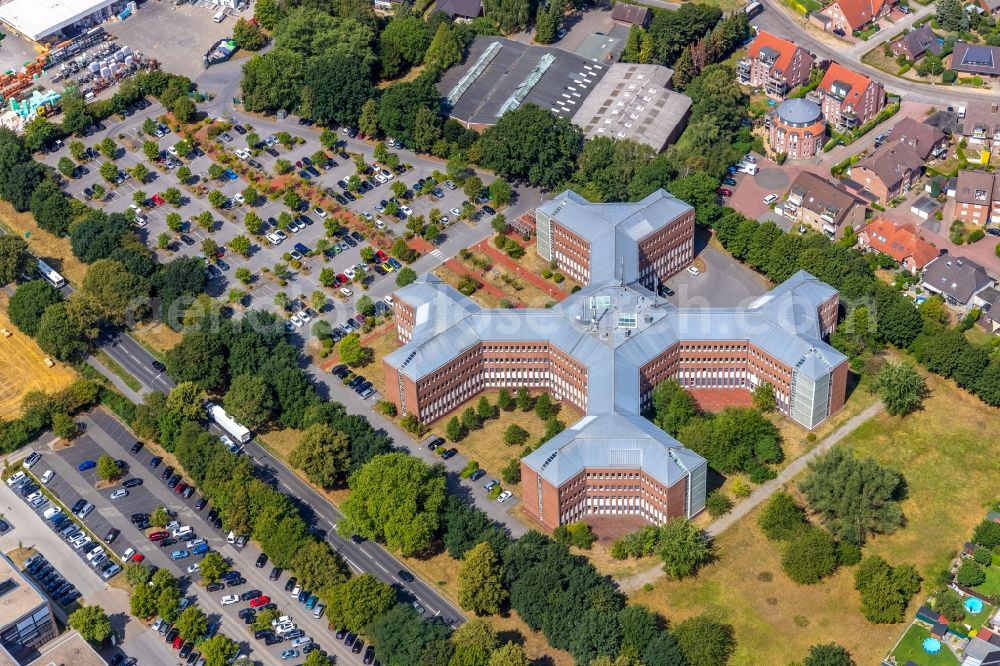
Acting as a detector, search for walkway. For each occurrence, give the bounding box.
[617,400,885,591]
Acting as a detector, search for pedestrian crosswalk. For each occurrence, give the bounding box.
[429,249,443,258]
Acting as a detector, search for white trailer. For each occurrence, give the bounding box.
[206,402,252,443]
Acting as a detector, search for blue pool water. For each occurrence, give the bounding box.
[923,637,942,654]
[966,597,985,614]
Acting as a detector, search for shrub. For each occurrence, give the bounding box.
[943,69,957,83]
[933,589,966,623]
[705,491,733,518]
[759,492,807,541]
[782,527,839,584]
[974,545,993,566]
[553,273,564,283]
[541,269,552,279]
[837,541,863,566]
[731,479,751,498]
[957,561,986,586]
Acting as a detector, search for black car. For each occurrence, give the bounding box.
[343,235,357,248]
[398,569,414,583]
[482,205,496,216]
[181,485,195,499]
[353,639,365,654]
[427,437,445,450]
[266,147,279,157]
[123,478,143,488]
[253,629,273,640]
[364,645,376,664]
[264,634,284,646]
[160,538,177,548]
[207,509,218,523]
[441,448,458,460]
[248,159,262,169]
[286,629,304,640]
[130,512,149,524]
[71,499,86,514]
[226,576,246,588]
[233,124,247,135]
[351,231,364,243]
[194,498,207,511]
[186,651,200,665]
[180,234,195,246]
[211,515,223,529]
[297,117,313,126]
[240,589,262,601]
[167,473,181,488]
[179,643,192,658]
[238,608,255,619]
[284,576,297,592]
[345,633,357,647]
[469,469,486,482]
[269,567,282,581]
[335,629,347,641]
[206,582,224,592]
[149,456,162,469]
[129,442,143,454]
[165,628,178,644]
[255,553,268,568]
[243,614,256,625]
[160,465,173,480]
[105,528,120,543]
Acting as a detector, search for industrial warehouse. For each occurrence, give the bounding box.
[383,190,849,529]
[0,0,129,44]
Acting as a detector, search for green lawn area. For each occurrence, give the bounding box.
[891,625,960,666]
[974,565,1000,597]
[952,600,995,635]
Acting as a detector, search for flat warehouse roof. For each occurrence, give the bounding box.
[0,0,118,40]
[438,36,609,126]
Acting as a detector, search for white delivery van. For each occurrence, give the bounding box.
[212,10,225,22]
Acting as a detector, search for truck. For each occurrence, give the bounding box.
[205,402,252,443]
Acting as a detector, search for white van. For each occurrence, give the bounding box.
[212,10,225,22]
[737,162,758,176]
[227,530,236,544]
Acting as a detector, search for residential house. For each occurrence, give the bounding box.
[961,635,1000,666]
[921,255,994,307]
[783,170,867,236]
[737,31,815,99]
[816,0,893,34]
[976,286,1000,333]
[610,2,651,26]
[890,24,942,61]
[848,141,924,203]
[434,0,482,19]
[952,170,1000,225]
[961,101,1000,156]
[857,218,939,273]
[977,0,1000,14]
[951,42,1000,78]
[886,116,949,160]
[811,62,886,131]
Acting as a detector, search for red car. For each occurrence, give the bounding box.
[172,635,184,649]
[131,553,145,562]
[151,194,166,206]
[249,595,271,609]
[715,188,732,197]
[174,482,188,494]
[336,273,348,285]
[375,250,388,262]
[148,530,169,542]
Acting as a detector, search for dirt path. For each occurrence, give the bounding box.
[472,239,571,302]
[617,400,885,591]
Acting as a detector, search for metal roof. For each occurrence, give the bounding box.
[776,98,823,127]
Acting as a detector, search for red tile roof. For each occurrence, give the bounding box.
[827,0,888,30]
[747,31,801,74]
[819,62,875,107]
[862,218,938,269]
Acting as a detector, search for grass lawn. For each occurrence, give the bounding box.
[890,624,960,666]
[861,44,905,76]
[433,265,506,309]
[964,325,994,346]
[0,201,88,286]
[628,369,999,666]
[131,320,183,356]
[954,599,994,634]
[0,294,77,419]
[974,565,1000,597]
[455,251,559,308]
[97,350,142,392]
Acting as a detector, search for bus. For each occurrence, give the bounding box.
[206,402,253,443]
[36,259,66,288]
[745,1,764,18]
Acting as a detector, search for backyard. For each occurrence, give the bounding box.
[627,368,999,665]
[890,624,961,666]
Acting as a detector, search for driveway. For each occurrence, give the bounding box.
[663,240,771,309]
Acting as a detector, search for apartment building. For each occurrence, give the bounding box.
[857,218,939,274]
[887,116,949,161]
[534,189,695,290]
[811,62,885,131]
[849,141,924,203]
[768,98,827,159]
[953,170,1000,226]
[784,171,868,237]
[737,30,815,99]
[0,553,57,663]
[961,101,1000,155]
[383,193,848,529]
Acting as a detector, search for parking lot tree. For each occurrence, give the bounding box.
[174,139,193,157]
[131,190,147,207]
[208,190,227,209]
[172,96,197,124]
[274,158,293,175]
[246,133,261,150]
[98,137,117,160]
[163,186,182,207]
[242,185,259,206]
[488,178,513,206]
[126,163,148,185]
[319,267,337,288]
[199,634,240,666]
[0,236,31,288]
[231,268,251,288]
[69,604,112,644]
[229,235,252,258]
[458,542,507,616]
[283,190,301,211]
[338,333,365,367]
[273,262,291,281]
[359,246,375,263]
[128,579,157,618]
[175,606,208,643]
[799,448,904,545]
[243,211,263,235]
[463,176,484,201]
[157,584,184,622]
[208,163,224,180]
[357,294,375,317]
[195,210,214,232]
[56,156,76,179]
[342,452,447,556]
[90,183,105,201]
[391,179,408,200]
[423,222,441,245]
[151,505,171,528]
[200,238,218,259]
[21,116,54,152]
[69,140,86,162]
[99,161,119,183]
[160,213,181,234]
[252,608,280,633]
[276,131,293,148]
[8,278,63,337]
[383,200,399,217]
[96,453,122,482]
[142,140,159,162]
[142,117,157,135]
[395,266,417,287]
[303,652,334,666]
[228,288,245,305]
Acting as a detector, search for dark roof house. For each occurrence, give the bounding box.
[952,42,1000,77]
[887,116,948,160]
[611,3,651,26]
[921,255,994,305]
[434,0,482,19]
[891,24,942,60]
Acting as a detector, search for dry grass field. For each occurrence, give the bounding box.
[0,201,87,286]
[0,295,76,419]
[628,370,1000,666]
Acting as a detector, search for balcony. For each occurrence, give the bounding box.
[837,110,860,130]
[764,76,789,97]
[822,222,838,236]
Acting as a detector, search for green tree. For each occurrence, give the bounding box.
[803,643,856,666]
[292,540,350,592]
[200,634,240,666]
[488,178,512,206]
[36,303,87,361]
[447,416,464,442]
[124,562,150,587]
[338,333,366,367]
[233,17,267,50]
[705,491,733,518]
[396,267,417,287]
[69,605,112,644]
[873,361,927,416]
[451,618,499,665]
[323,573,396,633]
[488,642,530,666]
[458,542,507,615]
[208,190,227,208]
[175,606,208,642]
[8,280,63,338]
[933,589,966,623]
[69,140,86,162]
[166,381,207,420]
[758,491,806,541]
[799,448,905,544]
[657,518,711,579]
[198,551,230,583]
[99,137,117,160]
[80,259,149,326]
[289,423,350,489]
[223,373,274,428]
[854,555,922,624]
[177,165,192,183]
[673,614,736,666]
[172,97,197,124]
[341,452,446,556]
[752,381,776,412]
[100,160,119,182]
[96,454,122,482]
[957,560,986,586]
[503,424,529,446]
[229,235,251,258]
[143,140,160,161]
[0,235,31,287]
[378,16,430,79]
[129,581,157,618]
[163,186,182,206]
[782,527,839,584]
[58,156,77,178]
[358,99,380,138]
